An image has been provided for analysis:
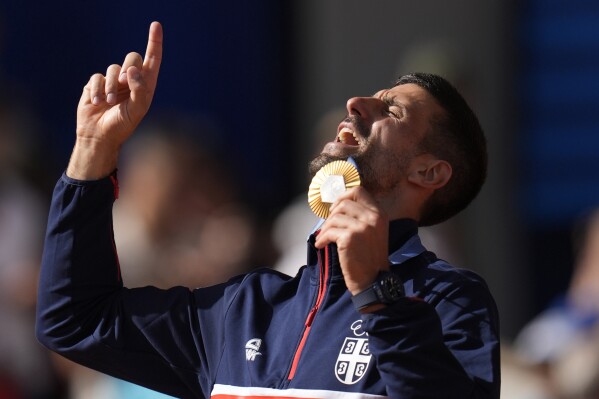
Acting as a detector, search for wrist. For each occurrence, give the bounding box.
[351,270,404,312]
[66,137,120,180]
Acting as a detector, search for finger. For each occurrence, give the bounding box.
[322,212,363,231]
[125,65,147,121]
[142,21,163,88]
[328,198,372,222]
[315,227,343,249]
[331,186,379,213]
[89,73,106,106]
[318,208,363,234]
[79,85,90,108]
[315,220,349,248]
[118,52,143,85]
[122,22,163,124]
[315,223,361,249]
[105,64,121,104]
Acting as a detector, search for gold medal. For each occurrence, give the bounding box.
[308,159,361,219]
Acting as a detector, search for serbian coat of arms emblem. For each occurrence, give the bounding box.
[335,336,372,385]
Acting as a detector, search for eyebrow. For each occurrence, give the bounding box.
[381,94,408,115]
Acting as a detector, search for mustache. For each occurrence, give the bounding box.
[341,115,370,140]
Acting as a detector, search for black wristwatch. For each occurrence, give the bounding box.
[351,271,404,311]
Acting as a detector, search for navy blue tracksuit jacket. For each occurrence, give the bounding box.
[36,174,501,398]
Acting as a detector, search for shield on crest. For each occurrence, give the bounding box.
[334,337,371,385]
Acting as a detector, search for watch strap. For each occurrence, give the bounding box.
[351,271,404,311]
[351,284,380,311]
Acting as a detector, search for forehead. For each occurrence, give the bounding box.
[372,83,432,105]
[374,83,441,114]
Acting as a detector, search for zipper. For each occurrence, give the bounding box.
[287,244,330,380]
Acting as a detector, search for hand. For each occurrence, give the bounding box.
[67,21,163,180]
[314,186,389,295]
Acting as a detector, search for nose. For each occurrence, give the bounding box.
[346,96,385,120]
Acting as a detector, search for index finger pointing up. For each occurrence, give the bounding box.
[143,21,163,79]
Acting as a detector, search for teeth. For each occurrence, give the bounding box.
[337,127,360,145]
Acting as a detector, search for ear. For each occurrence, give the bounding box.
[407,156,452,190]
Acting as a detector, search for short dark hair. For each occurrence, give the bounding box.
[395,73,487,226]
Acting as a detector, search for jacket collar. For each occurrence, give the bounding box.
[388,219,427,265]
[307,218,425,267]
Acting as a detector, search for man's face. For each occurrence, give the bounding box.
[310,83,443,197]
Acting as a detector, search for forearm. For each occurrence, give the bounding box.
[364,297,500,398]
[36,173,122,348]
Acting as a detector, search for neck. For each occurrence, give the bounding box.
[375,190,423,224]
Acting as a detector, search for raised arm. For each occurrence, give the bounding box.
[67,21,163,180]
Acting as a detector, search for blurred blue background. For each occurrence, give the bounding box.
[2,0,599,398]
[0,0,291,213]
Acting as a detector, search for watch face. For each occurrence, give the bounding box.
[380,274,404,302]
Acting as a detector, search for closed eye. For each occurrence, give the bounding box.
[386,107,401,118]
[382,96,403,118]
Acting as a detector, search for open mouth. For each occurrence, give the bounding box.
[336,127,361,146]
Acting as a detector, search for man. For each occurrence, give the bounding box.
[36,22,500,398]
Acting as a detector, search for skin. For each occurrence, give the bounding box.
[67,21,163,180]
[313,86,452,307]
[66,22,452,313]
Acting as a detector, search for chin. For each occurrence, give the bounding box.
[309,153,341,177]
[322,141,359,156]
[309,154,354,178]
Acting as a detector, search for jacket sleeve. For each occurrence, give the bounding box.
[35,173,232,399]
[362,274,501,399]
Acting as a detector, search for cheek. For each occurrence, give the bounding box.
[376,120,413,147]
[362,143,408,178]
[376,134,413,159]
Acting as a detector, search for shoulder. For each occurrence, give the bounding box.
[399,251,496,309]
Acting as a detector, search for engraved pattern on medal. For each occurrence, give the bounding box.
[308,160,360,219]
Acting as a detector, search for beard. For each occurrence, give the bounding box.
[308,115,371,177]
[309,137,412,198]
